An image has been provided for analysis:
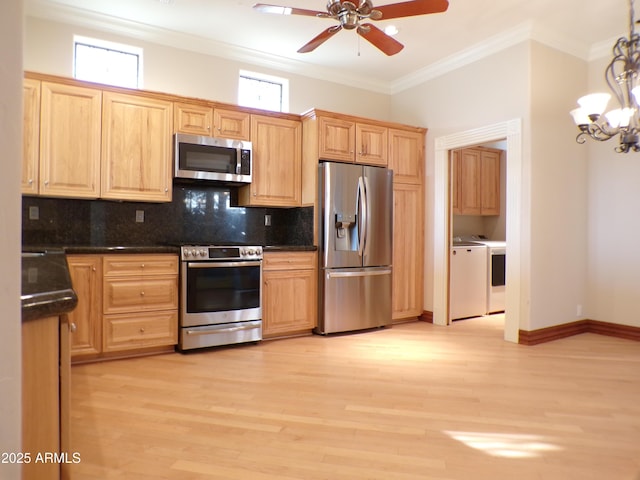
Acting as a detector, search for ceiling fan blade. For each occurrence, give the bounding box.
[374,0,448,20]
[298,26,342,53]
[357,23,404,56]
[253,3,326,17]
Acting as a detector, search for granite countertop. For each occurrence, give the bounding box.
[21,249,78,322]
[263,245,317,252]
[23,244,316,254]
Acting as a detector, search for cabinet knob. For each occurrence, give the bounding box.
[140,291,145,296]
[44,180,49,186]
[28,179,33,185]
[92,266,96,272]
[139,327,145,334]
[70,322,77,333]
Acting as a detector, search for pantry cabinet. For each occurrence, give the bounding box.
[39,81,102,198]
[101,92,173,202]
[392,182,424,320]
[67,253,178,363]
[174,102,251,140]
[238,114,302,207]
[262,251,317,338]
[452,146,501,216]
[388,128,424,184]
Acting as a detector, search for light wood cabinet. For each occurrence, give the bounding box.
[22,315,71,480]
[388,128,424,184]
[452,146,501,216]
[238,114,302,207]
[102,254,178,353]
[67,254,178,362]
[39,81,102,198]
[67,255,102,358]
[262,251,317,338]
[214,108,251,140]
[174,102,251,140]
[22,78,41,195]
[101,92,173,202]
[392,183,424,320]
[316,115,388,166]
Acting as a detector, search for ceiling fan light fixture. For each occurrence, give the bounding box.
[384,25,399,36]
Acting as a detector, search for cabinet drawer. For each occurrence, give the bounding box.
[103,276,178,314]
[263,251,317,270]
[103,254,178,276]
[103,311,178,352]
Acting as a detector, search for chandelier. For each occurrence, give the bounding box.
[570,0,640,153]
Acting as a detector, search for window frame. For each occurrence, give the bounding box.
[73,35,144,89]
[238,69,289,113]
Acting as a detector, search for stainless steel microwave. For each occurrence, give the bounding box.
[174,133,252,184]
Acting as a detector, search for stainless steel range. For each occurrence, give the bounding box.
[178,245,263,351]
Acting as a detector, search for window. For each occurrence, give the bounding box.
[73,36,143,89]
[238,70,289,113]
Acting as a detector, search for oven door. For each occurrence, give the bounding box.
[181,260,262,327]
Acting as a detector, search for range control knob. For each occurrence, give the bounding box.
[199,248,207,257]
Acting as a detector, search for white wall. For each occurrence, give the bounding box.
[24,16,392,120]
[527,43,588,330]
[586,56,640,328]
[0,1,23,478]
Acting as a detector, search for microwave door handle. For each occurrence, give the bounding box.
[235,151,241,175]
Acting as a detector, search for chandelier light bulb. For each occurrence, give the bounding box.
[570,108,591,126]
[577,93,611,118]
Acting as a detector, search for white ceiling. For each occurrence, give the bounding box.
[25,0,629,93]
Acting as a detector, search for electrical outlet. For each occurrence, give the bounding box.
[264,214,271,226]
[576,304,583,317]
[28,206,39,220]
[135,210,145,223]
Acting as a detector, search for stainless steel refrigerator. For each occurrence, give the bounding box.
[316,161,393,334]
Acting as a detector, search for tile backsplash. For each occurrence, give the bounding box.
[22,183,313,247]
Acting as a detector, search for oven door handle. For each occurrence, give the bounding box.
[187,261,262,268]
[185,324,260,335]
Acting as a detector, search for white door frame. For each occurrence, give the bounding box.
[433,119,523,343]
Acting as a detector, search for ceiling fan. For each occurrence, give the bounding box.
[253,0,449,56]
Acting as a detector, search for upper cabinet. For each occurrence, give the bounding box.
[237,114,302,207]
[388,128,424,184]
[174,102,250,140]
[39,82,102,198]
[315,114,388,166]
[101,92,173,202]
[452,146,501,216]
[22,78,40,195]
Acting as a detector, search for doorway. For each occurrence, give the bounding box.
[433,119,523,343]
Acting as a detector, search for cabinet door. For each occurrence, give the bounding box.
[451,149,460,215]
[22,78,40,195]
[318,116,355,162]
[239,115,301,207]
[388,128,424,184]
[213,108,251,140]
[263,269,316,337]
[67,255,102,358]
[101,92,173,202]
[480,149,501,215]
[356,123,388,166]
[392,183,424,320]
[40,82,102,198]
[458,148,482,215]
[174,102,213,136]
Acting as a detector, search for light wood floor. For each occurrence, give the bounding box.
[70,316,640,480]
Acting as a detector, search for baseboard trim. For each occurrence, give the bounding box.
[519,319,640,345]
[420,311,434,323]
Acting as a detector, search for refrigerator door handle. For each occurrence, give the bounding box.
[326,268,391,279]
[357,175,368,257]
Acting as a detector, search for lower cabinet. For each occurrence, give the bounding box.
[262,251,317,338]
[22,314,71,480]
[67,253,178,362]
